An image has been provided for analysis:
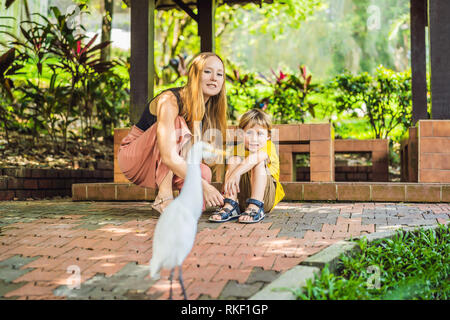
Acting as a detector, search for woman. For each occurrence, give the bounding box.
[118,52,226,213]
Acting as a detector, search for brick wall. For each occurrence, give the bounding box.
[114,124,335,183]
[400,127,418,182]
[295,166,372,182]
[0,161,113,200]
[418,120,450,182]
[334,139,389,182]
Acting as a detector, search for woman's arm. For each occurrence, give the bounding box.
[156,93,188,179]
[155,92,223,206]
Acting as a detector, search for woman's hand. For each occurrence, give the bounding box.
[224,171,241,198]
[202,180,224,208]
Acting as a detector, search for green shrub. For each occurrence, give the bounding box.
[0,5,129,151]
[330,66,412,140]
[292,224,449,300]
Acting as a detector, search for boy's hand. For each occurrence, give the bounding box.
[224,172,240,197]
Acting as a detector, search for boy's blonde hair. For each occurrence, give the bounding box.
[238,108,272,134]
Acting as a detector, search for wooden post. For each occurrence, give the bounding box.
[198,0,215,52]
[130,0,155,125]
[429,0,450,119]
[410,0,428,124]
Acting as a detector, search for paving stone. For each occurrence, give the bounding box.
[407,219,439,226]
[301,212,317,217]
[288,211,305,218]
[425,213,449,219]
[362,217,388,225]
[81,287,128,300]
[362,212,376,219]
[114,262,148,278]
[124,289,152,300]
[74,224,104,231]
[387,217,401,225]
[0,266,34,282]
[111,276,156,294]
[272,223,296,231]
[312,217,330,224]
[311,212,329,218]
[0,255,40,269]
[0,279,27,297]
[287,216,310,224]
[250,266,320,300]
[246,267,280,284]
[393,217,414,224]
[295,223,322,232]
[53,284,96,299]
[325,216,338,224]
[277,230,306,238]
[219,280,264,299]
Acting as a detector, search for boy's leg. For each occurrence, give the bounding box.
[210,156,242,220]
[239,160,268,222]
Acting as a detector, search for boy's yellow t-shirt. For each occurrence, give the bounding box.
[232,139,285,210]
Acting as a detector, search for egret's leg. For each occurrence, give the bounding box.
[179,266,188,300]
[168,268,175,300]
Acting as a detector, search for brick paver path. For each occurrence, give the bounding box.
[0,200,448,300]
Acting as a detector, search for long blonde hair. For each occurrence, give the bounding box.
[180,52,228,143]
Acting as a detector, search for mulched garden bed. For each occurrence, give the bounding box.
[0,131,113,170]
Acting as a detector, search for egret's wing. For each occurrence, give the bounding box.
[150,201,196,273]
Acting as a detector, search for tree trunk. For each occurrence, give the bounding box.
[101,0,114,62]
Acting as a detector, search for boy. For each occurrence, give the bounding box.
[209,108,285,223]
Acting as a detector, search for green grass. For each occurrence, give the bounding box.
[292,224,449,300]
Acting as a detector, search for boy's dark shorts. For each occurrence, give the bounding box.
[237,164,277,213]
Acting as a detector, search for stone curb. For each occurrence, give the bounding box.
[248,222,448,300]
[249,266,320,300]
[301,240,359,273]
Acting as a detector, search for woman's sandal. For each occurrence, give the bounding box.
[209,198,241,223]
[151,196,174,214]
[239,198,265,224]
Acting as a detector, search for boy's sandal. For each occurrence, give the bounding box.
[151,196,174,214]
[209,198,241,223]
[239,198,265,224]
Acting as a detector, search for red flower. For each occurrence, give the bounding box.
[271,68,287,83]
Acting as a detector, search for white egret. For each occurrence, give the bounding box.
[149,141,217,299]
